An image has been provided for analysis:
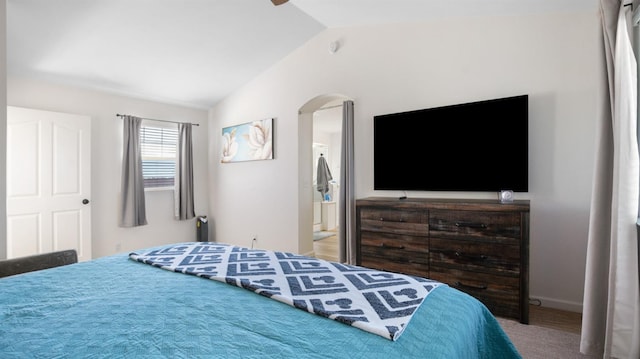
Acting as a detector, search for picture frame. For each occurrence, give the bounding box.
[221,118,274,163]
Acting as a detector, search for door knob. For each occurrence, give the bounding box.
[82,199,90,205]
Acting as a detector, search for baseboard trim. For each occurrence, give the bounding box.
[530,295,583,313]
[302,250,315,257]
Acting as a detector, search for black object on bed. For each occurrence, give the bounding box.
[0,249,78,278]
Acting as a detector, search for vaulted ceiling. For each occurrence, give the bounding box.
[7,0,597,109]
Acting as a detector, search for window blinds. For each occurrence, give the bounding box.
[140,125,178,188]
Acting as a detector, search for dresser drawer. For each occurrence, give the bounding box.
[429,210,521,243]
[360,231,429,277]
[359,208,427,236]
[430,238,520,275]
[428,268,521,319]
[360,255,428,278]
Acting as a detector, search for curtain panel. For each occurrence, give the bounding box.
[581,1,640,357]
[120,115,147,227]
[339,100,356,264]
[175,123,195,221]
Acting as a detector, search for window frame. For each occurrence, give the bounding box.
[139,120,178,191]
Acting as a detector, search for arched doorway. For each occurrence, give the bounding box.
[297,94,352,261]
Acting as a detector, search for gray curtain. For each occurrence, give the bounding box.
[120,115,147,227]
[581,1,640,357]
[175,123,195,220]
[339,100,356,264]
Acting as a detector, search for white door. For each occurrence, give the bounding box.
[7,106,92,261]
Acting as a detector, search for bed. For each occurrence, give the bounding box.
[0,242,521,358]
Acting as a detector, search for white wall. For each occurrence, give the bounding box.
[8,77,209,259]
[209,11,600,312]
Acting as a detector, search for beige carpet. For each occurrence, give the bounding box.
[497,318,598,359]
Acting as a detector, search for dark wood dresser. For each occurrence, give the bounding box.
[356,197,530,324]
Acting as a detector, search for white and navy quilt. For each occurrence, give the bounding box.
[129,242,444,340]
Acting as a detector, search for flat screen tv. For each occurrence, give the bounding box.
[373,95,528,192]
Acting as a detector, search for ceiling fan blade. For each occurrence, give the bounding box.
[271,0,289,5]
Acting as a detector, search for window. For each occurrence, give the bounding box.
[140,123,178,189]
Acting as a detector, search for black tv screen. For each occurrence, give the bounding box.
[373,95,528,192]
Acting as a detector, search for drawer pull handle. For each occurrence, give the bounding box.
[454,251,488,261]
[381,243,405,250]
[455,222,488,229]
[454,281,488,290]
[378,217,406,222]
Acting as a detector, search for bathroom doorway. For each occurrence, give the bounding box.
[297,94,352,263]
[312,103,342,262]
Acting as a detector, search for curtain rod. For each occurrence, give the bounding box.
[116,114,200,126]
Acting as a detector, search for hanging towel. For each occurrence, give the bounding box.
[316,155,333,196]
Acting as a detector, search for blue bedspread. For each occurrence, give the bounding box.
[0,245,521,358]
[130,242,444,340]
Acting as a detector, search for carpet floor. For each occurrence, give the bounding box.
[497,318,597,358]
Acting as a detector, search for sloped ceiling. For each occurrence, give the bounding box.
[7,0,597,109]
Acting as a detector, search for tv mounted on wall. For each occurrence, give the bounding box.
[373,95,528,192]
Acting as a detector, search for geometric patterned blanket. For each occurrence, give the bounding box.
[129,242,445,341]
